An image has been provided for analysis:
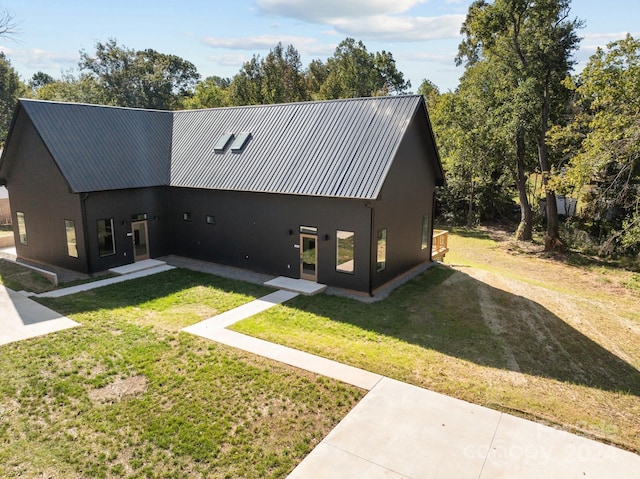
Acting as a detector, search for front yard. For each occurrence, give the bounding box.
[231,228,640,453]
[0,270,363,478]
[2,227,639,478]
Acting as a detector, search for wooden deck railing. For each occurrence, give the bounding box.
[432,229,449,261]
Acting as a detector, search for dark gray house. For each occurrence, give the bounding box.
[0,95,444,295]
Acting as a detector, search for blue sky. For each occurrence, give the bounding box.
[1,0,638,93]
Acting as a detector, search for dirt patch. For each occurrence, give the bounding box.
[88,375,148,403]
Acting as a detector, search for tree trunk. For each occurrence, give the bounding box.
[539,72,562,252]
[514,132,533,241]
[467,174,475,226]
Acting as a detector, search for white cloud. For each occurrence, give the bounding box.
[256,0,428,22]
[0,45,76,72]
[202,34,319,50]
[331,14,464,41]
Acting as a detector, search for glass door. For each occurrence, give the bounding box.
[300,233,317,281]
[131,220,150,261]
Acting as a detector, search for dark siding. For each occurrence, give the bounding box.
[3,111,89,272]
[83,187,172,272]
[169,188,372,292]
[371,110,437,291]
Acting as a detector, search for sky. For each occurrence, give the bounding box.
[1,0,639,93]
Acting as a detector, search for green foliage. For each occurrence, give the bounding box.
[79,38,200,110]
[183,75,231,109]
[0,53,27,146]
[229,43,308,106]
[317,38,410,99]
[562,35,640,256]
[456,0,583,246]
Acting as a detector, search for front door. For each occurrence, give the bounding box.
[131,220,150,261]
[300,234,318,281]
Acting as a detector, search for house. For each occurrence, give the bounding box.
[0,95,444,296]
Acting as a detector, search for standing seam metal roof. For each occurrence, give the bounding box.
[7,95,438,199]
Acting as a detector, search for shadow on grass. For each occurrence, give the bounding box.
[35,268,272,317]
[280,265,640,397]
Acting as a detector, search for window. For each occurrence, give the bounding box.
[299,225,317,234]
[16,212,27,245]
[206,215,216,225]
[65,220,78,258]
[421,215,430,251]
[336,230,355,273]
[230,132,252,151]
[183,212,192,221]
[131,213,147,221]
[97,218,115,257]
[377,228,387,272]
[214,133,234,152]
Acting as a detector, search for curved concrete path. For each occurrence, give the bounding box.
[183,291,640,479]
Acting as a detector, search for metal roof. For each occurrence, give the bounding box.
[17,100,173,193]
[170,95,424,199]
[5,95,440,199]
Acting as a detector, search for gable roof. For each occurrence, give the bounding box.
[0,95,444,199]
[10,100,173,192]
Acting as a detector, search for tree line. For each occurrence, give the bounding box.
[0,0,638,259]
[427,0,639,258]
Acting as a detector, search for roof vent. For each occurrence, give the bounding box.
[214,133,234,152]
[230,132,252,152]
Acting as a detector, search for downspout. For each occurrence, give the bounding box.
[366,201,375,297]
[80,193,92,274]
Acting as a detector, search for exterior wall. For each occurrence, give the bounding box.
[83,187,172,272]
[1,112,89,272]
[169,188,373,292]
[371,111,437,291]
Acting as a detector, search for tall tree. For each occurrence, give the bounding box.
[229,43,308,105]
[184,76,231,109]
[29,71,55,93]
[0,53,26,146]
[318,38,410,99]
[79,39,200,110]
[457,0,582,249]
[564,35,640,255]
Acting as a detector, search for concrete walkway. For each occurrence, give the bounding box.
[182,291,640,479]
[36,262,175,298]
[0,285,79,345]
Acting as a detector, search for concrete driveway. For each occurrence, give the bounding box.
[0,285,78,346]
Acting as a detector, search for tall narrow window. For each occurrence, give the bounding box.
[16,212,27,245]
[421,215,430,251]
[65,220,78,258]
[377,228,387,272]
[97,218,115,257]
[336,230,355,273]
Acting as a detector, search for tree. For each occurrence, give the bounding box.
[36,72,104,104]
[457,0,582,249]
[429,65,519,226]
[564,35,640,255]
[318,38,410,99]
[0,8,17,37]
[0,53,26,146]
[229,43,308,106]
[29,71,55,93]
[184,76,231,109]
[79,39,200,110]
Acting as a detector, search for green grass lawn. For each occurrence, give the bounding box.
[0,259,55,293]
[0,269,363,478]
[231,228,640,453]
